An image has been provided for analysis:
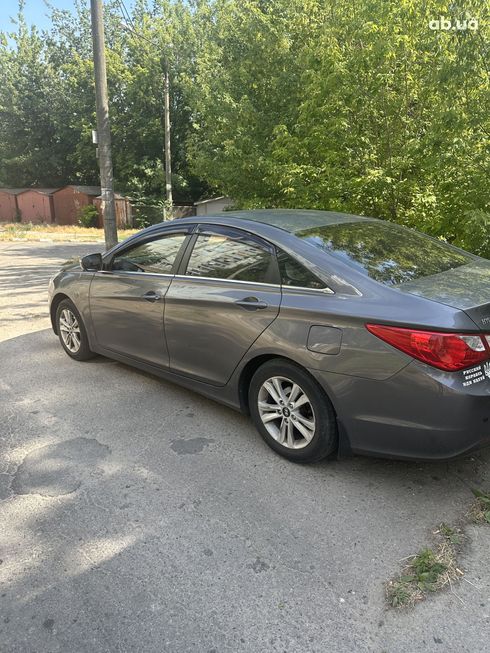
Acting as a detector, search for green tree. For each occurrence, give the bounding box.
[187,0,324,205]
[188,0,490,254]
[0,2,68,186]
[0,0,488,256]
[0,0,207,201]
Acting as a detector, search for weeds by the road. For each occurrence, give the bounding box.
[0,223,138,242]
[388,488,490,609]
[468,489,490,524]
[387,524,463,608]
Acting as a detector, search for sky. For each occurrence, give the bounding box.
[0,0,77,33]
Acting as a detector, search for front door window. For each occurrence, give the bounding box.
[112,233,188,274]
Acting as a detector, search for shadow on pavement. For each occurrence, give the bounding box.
[0,329,489,652]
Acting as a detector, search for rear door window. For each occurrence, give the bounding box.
[184,229,276,283]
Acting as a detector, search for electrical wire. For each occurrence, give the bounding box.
[116,0,156,47]
[117,0,136,32]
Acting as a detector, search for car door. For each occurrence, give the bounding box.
[89,228,192,366]
[164,225,282,385]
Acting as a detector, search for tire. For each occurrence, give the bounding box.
[55,299,95,361]
[248,359,337,463]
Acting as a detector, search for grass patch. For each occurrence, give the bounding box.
[468,489,490,525]
[386,524,463,608]
[388,489,490,609]
[0,222,138,242]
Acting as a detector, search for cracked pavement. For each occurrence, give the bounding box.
[0,241,489,652]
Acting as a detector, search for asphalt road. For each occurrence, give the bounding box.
[1,241,489,652]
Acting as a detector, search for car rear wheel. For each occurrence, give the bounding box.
[56,299,95,361]
[249,359,337,463]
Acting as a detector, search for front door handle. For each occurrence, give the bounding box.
[142,291,162,302]
[234,296,268,311]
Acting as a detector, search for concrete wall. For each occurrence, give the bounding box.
[195,197,232,216]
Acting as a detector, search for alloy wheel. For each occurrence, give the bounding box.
[257,376,316,449]
[59,308,81,353]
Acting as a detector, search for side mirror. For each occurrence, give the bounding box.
[81,253,103,271]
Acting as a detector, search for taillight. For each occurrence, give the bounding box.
[366,324,490,372]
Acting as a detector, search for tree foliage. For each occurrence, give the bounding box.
[0,0,488,253]
[0,0,207,202]
[189,0,489,255]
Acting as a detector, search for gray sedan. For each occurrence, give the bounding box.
[48,210,490,462]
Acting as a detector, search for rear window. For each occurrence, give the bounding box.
[297,221,474,286]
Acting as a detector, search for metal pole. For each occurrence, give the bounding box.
[90,0,117,249]
[164,65,173,217]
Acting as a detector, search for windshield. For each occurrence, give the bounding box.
[297,221,475,286]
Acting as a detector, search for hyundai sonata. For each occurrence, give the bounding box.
[48,210,490,462]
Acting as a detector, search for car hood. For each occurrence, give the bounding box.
[60,258,82,271]
[396,259,490,330]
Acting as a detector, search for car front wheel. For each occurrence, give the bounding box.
[56,299,95,361]
[249,359,337,463]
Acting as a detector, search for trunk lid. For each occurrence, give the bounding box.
[396,259,490,330]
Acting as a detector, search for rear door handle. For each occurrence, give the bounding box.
[234,296,268,311]
[142,291,162,302]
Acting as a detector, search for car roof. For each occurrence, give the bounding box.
[174,209,375,234]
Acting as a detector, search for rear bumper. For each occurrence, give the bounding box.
[309,362,490,461]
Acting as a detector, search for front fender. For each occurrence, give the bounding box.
[49,271,94,338]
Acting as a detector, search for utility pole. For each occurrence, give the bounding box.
[90,0,117,249]
[163,63,173,218]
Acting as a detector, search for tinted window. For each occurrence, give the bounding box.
[297,221,475,286]
[277,250,325,289]
[112,233,187,274]
[186,233,273,283]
